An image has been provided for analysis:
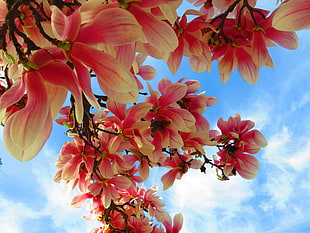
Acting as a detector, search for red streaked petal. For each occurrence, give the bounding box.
[45,85,67,118]
[159,83,187,107]
[252,32,268,67]
[111,176,131,189]
[138,65,157,81]
[236,48,259,84]
[99,86,139,104]
[3,72,52,161]
[50,5,81,41]
[161,169,179,190]
[71,193,92,208]
[168,37,184,74]
[266,28,298,50]
[129,4,178,52]
[62,155,82,180]
[72,59,101,110]
[218,49,236,84]
[98,159,114,179]
[172,213,183,233]
[158,78,173,94]
[106,99,126,120]
[71,42,138,93]
[77,8,142,45]
[0,80,25,110]
[4,110,52,161]
[114,43,136,70]
[272,0,310,31]
[39,60,83,122]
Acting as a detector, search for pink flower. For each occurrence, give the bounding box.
[50,5,142,104]
[55,106,74,127]
[0,49,82,161]
[103,99,155,156]
[168,13,214,74]
[162,213,183,233]
[144,81,196,162]
[96,132,132,179]
[215,148,260,179]
[142,185,167,221]
[127,216,153,233]
[213,114,267,179]
[55,137,95,184]
[210,6,297,84]
[87,176,131,208]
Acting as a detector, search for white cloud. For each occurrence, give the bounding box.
[258,125,310,231]
[167,122,310,233]
[169,169,256,232]
[0,194,40,233]
[0,142,99,233]
[32,147,99,233]
[263,127,291,162]
[286,141,310,171]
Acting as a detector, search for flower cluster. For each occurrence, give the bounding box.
[53,78,220,231]
[0,0,307,161]
[170,0,298,84]
[210,114,267,179]
[0,0,308,232]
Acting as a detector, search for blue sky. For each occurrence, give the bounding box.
[1,1,310,233]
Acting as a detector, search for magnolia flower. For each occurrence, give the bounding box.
[0,49,83,161]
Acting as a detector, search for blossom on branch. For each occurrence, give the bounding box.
[1,0,306,232]
[211,113,267,179]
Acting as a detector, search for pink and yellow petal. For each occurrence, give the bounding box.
[272,0,310,31]
[50,5,81,41]
[77,8,142,45]
[6,72,50,153]
[236,48,259,84]
[62,155,83,180]
[168,37,184,74]
[159,83,187,107]
[266,28,298,50]
[4,110,52,161]
[0,80,25,111]
[129,5,178,52]
[161,169,179,190]
[71,42,137,93]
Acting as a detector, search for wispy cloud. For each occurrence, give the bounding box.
[0,194,42,233]
[168,168,256,233]
[290,93,310,112]
[32,147,99,233]
[0,138,98,233]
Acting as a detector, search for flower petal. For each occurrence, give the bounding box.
[272,0,310,31]
[236,48,259,84]
[159,83,187,107]
[5,71,52,161]
[161,169,179,190]
[129,4,178,52]
[77,8,142,45]
[3,72,52,161]
[168,37,184,74]
[71,42,137,93]
[266,28,298,50]
[51,5,81,41]
[0,80,25,111]
[71,193,92,208]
